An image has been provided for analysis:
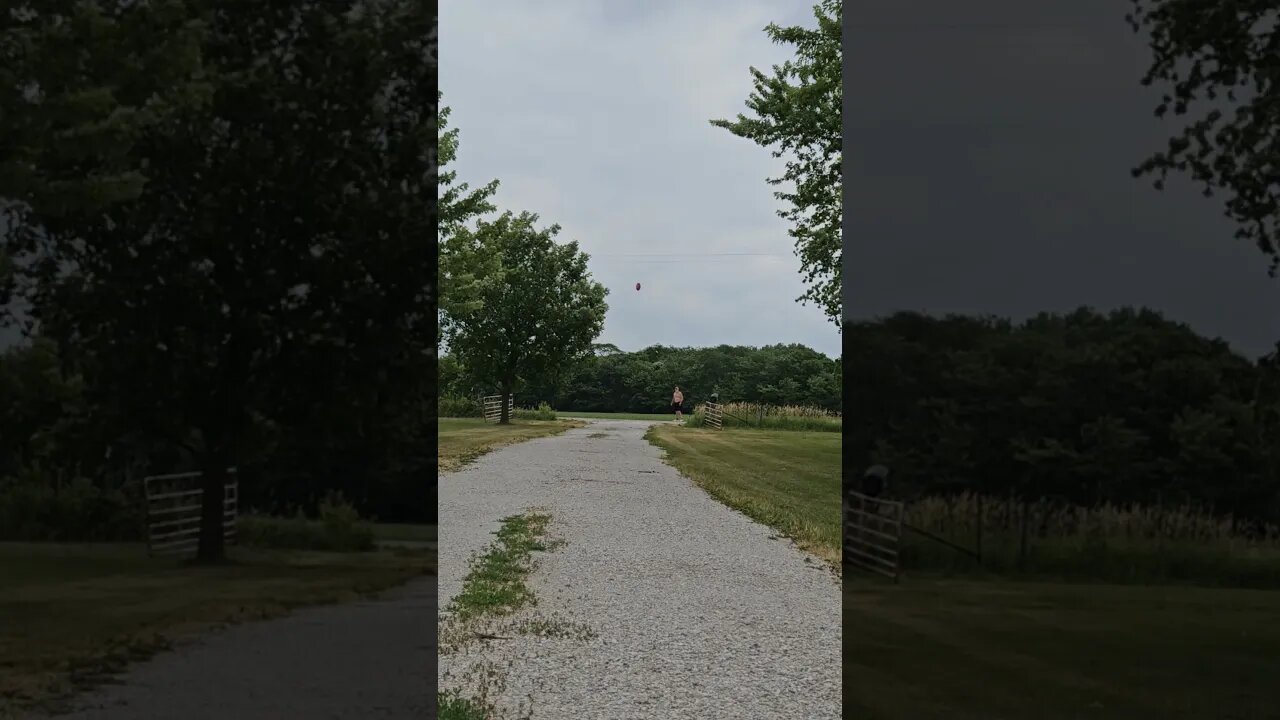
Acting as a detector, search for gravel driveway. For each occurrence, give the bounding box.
[438,420,841,720]
[36,579,436,720]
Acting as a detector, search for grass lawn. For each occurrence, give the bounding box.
[646,425,840,565]
[0,542,433,715]
[371,522,437,544]
[845,575,1280,720]
[437,418,582,473]
[556,411,675,421]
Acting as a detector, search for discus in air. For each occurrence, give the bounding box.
[635,282,641,291]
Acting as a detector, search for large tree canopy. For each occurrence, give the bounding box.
[1,1,436,560]
[1128,0,1280,272]
[442,211,608,423]
[712,0,842,325]
[0,1,207,223]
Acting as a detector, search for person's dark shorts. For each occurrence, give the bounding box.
[671,402,682,412]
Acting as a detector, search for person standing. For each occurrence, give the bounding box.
[671,386,685,421]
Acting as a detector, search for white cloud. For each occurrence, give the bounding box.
[441,0,839,358]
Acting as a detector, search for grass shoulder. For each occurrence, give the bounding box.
[844,575,1280,720]
[646,424,840,567]
[0,542,433,716]
[438,418,584,473]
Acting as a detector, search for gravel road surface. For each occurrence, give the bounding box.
[37,578,436,720]
[438,420,841,720]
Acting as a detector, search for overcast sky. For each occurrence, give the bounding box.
[844,0,1280,359]
[440,1,840,359]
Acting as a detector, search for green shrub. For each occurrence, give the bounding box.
[238,492,375,552]
[438,395,481,418]
[513,402,556,421]
[0,473,144,542]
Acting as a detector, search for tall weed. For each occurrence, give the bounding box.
[871,492,1280,587]
[687,401,840,432]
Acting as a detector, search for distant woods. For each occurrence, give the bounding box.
[439,343,842,416]
[846,308,1280,526]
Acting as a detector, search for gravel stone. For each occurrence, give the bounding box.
[438,420,840,719]
[33,579,436,720]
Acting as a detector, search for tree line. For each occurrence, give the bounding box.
[845,308,1280,526]
[440,343,841,415]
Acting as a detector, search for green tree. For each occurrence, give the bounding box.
[444,212,608,423]
[2,1,436,561]
[1127,1,1280,273]
[712,0,842,324]
[0,1,206,220]
[438,98,500,319]
[0,1,207,324]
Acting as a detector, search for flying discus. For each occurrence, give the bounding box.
[635,282,641,291]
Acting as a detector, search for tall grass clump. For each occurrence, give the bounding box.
[513,402,557,421]
[238,491,376,552]
[687,401,840,432]
[887,492,1280,588]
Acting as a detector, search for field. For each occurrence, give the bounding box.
[0,542,433,715]
[556,411,675,421]
[646,425,840,565]
[844,575,1280,720]
[437,418,583,472]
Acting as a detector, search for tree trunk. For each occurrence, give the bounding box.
[195,455,229,563]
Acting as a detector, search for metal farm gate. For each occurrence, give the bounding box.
[843,490,905,581]
[703,401,724,430]
[143,469,239,557]
[482,394,514,423]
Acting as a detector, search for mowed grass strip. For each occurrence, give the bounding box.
[439,512,553,720]
[646,425,840,566]
[448,512,552,623]
[438,418,583,473]
[0,542,433,715]
[844,577,1280,720]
